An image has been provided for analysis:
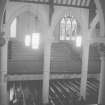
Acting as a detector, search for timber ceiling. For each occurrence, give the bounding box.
[10,0,92,8]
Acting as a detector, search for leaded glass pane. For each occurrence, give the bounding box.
[60,14,78,41]
[66,18,71,40]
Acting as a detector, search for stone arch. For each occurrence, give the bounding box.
[0,0,7,33]
[5,4,48,38]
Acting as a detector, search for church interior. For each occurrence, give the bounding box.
[0,0,105,105]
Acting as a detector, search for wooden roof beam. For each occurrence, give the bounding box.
[10,0,89,8]
[90,10,99,31]
[10,0,49,4]
[89,10,105,44]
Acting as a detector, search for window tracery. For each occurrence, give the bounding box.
[60,14,78,41]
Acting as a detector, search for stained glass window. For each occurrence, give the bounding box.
[60,14,78,41]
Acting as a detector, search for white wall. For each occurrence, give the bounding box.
[6,1,49,40]
[51,6,89,41]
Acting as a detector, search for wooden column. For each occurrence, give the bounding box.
[98,52,105,105]
[80,34,90,100]
[0,1,7,104]
[0,36,8,105]
[42,29,52,104]
[80,8,99,100]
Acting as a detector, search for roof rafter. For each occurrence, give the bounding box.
[10,0,90,9]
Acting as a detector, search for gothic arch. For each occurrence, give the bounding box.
[51,1,105,38]
[0,0,7,33]
[51,7,88,37]
[5,4,48,38]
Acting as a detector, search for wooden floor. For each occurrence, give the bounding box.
[8,78,99,105]
[49,79,99,105]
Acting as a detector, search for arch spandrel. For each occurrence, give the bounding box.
[51,7,89,41]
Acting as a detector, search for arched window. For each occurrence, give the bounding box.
[10,18,17,38]
[60,14,78,41]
